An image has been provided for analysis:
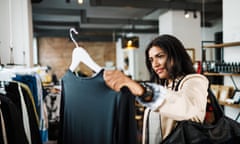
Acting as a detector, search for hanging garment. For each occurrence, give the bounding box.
[0,100,7,144]
[12,73,47,143]
[5,81,42,144]
[44,89,61,122]
[12,74,39,114]
[0,94,29,144]
[58,69,137,144]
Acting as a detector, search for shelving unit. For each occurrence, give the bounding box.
[203,41,240,48]
[202,41,240,77]
[204,72,240,77]
[202,41,240,112]
[219,102,240,109]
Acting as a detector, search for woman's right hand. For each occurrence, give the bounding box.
[103,70,144,96]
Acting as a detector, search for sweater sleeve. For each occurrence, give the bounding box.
[135,83,167,110]
[158,74,209,122]
[136,74,209,122]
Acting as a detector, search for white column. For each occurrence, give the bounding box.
[222,0,240,122]
[159,10,201,61]
[0,0,33,67]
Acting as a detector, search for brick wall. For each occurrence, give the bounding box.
[38,37,116,80]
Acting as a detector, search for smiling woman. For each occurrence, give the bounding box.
[103,34,209,143]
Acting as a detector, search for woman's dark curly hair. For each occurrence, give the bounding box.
[145,34,196,84]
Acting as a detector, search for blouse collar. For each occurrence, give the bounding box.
[164,76,184,90]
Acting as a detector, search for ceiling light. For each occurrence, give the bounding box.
[184,10,190,18]
[122,36,139,49]
[78,0,83,4]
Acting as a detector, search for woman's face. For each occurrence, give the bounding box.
[148,46,170,79]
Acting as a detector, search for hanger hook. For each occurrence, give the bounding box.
[70,28,79,48]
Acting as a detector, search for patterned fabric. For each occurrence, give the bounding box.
[136,82,166,110]
[44,91,61,122]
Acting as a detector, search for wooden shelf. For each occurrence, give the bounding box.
[219,102,240,108]
[204,72,240,76]
[203,41,240,48]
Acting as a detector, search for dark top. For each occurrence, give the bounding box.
[4,82,42,144]
[58,69,137,144]
[0,94,29,144]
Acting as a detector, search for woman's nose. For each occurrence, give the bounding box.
[152,58,160,67]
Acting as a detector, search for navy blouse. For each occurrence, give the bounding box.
[58,69,137,144]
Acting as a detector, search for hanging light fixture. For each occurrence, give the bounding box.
[78,0,83,4]
[122,23,139,49]
[184,10,190,18]
[122,36,139,49]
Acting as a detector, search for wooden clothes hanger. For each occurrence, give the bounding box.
[69,28,102,73]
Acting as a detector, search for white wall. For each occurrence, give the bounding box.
[159,11,173,34]
[0,0,11,64]
[0,0,33,66]
[116,34,157,81]
[223,0,240,62]
[173,11,201,61]
[222,0,240,122]
[202,19,222,42]
[159,10,202,61]
[202,20,222,61]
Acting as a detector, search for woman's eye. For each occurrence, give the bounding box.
[157,54,165,58]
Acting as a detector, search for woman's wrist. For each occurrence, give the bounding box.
[121,77,153,102]
[123,78,145,96]
[139,82,154,102]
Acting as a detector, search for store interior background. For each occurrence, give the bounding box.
[0,0,240,123]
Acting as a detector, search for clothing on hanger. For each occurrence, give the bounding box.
[58,28,137,144]
[58,69,137,144]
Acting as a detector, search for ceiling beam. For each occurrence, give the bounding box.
[75,27,158,33]
[85,18,158,25]
[89,0,222,24]
[32,6,216,28]
[32,0,221,40]
[34,28,158,42]
[32,8,84,16]
[34,30,116,42]
[34,27,158,35]
[31,0,42,3]
[90,0,222,12]
[34,21,80,27]
[32,8,158,26]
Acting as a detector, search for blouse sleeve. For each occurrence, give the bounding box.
[135,83,167,110]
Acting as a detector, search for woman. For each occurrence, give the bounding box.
[103,34,209,143]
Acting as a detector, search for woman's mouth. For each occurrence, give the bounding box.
[155,68,164,74]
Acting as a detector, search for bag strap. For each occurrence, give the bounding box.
[207,88,224,121]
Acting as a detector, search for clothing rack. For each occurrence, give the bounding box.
[0,67,48,144]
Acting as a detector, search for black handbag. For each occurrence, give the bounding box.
[161,88,240,144]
